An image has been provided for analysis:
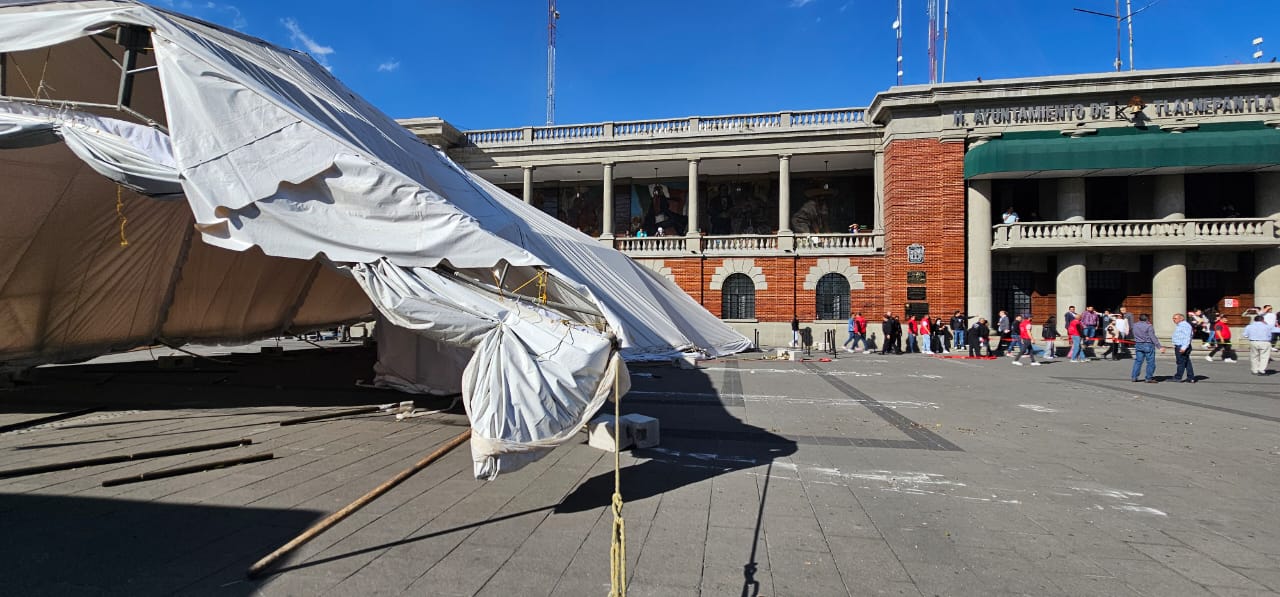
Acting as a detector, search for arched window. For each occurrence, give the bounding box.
[721,273,756,320]
[816,273,850,320]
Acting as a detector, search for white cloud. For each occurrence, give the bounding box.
[789,0,815,7]
[281,17,334,67]
[377,60,400,73]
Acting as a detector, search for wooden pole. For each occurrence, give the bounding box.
[101,452,273,487]
[0,438,253,479]
[246,428,472,578]
[0,407,97,433]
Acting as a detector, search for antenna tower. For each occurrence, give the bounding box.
[546,0,558,125]
[892,0,903,85]
[927,0,939,84]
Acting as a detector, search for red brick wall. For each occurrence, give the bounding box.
[883,139,967,318]
[650,255,888,323]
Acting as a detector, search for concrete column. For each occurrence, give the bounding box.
[521,166,534,204]
[1058,178,1086,222]
[778,155,792,233]
[1154,174,1185,220]
[966,179,993,321]
[1255,172,1280,307]
[1153,250,1187,338]
[601,162,615,238]
[873,149,885,232]
[687,159,700,236]
[1056,252,1087,331]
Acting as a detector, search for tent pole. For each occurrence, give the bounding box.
[247,428,472,578]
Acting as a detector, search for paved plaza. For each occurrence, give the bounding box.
[0,341,1277,596]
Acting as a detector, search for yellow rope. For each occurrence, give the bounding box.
[537,270,547,305]
[608,354,626,597]
[116,186,129,247]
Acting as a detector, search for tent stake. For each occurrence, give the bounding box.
[0,438,253,479]
[0,407,98,434]
[247,428,471,579]
[101,452,273,487]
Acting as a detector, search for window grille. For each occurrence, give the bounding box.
[721,273,756,320]
[815,273,850,320]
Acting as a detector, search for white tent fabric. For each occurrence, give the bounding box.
[0,0,749,478]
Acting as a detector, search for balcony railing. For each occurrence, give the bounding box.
[613,232,883,257]
[992,218,1280,250]
[463,108,869,147]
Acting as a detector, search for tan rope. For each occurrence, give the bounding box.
[116,186,129,247]
[608,354,627,597]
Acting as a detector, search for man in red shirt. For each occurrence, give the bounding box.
[1011,314,1041,366]
[1067,316,1086,362]
[1205,314,1237,363]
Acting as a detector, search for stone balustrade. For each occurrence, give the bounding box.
[992,218,1280,250]
[613,231,883,257]
[795,232,883,253]
[463,108,868,147]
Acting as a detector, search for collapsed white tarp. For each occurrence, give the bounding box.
[0,0,749,478]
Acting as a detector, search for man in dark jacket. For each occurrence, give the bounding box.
[969,319,989,357]
[950,311,967,350]
[880,314,894,355]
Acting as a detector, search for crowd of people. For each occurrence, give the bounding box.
[834,304,1280,379]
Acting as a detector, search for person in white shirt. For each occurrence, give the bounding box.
[1243,315,1274,375]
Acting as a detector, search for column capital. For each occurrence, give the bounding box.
[601,161,615,168]
[779,154,792,160]
[522,165,535,171]
[687,157,701,164]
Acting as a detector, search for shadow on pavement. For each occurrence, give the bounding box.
[0,493,323,595]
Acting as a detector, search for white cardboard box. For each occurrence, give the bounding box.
[620,414,660,448]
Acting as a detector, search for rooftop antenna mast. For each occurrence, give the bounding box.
[1073,0,1163,71]
[941,0,950,82]
[927,0,939,84]
[892,0,903,85]
[546,0,558,125]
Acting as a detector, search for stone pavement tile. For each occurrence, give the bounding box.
[1042,572,1143,596]
[897,562,990,597]
[703,524,769,571]
[874,525,966,567]
[826,534,914,586]
[1163,529,1280,570]
[764,516,833,554]
[403,545,516,596]
[1128,543,1271,590]
[1095,557,1218,597]
[952,528,1114,575]
[1230,567,1280,592]
[805,480,885,539]
[629,523,707,591]
[1204,587,1280,597]
[956,545,1070,596]
[767,546,848,596]
[473,568,561,597]
[707,469,765,530]
[700,564,776,597]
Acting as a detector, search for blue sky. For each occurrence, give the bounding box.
[159,0,1279,130]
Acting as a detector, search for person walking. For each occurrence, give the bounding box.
[791,316,800,348]
[1100,321,1121,361]
[1067,315,1086,362]
[995,310,1011,357]
[1111,312,1130,360]
[1011,315,1040,366]
[1080,306,1100,355]
[1117,306,1134,358]
[1041,316,1059,361]
[1206,314,1237,363]
[1170,313,1197,383]
[843,313,862,352]
[1130,314,1164,383]
[880,314,894,355]
[1243,314,1274,375]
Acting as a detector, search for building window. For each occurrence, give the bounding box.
[722,273,756,320]
[815,273,850,320]
[993,271,1032,319]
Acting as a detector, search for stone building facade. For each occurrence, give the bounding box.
[404,64,1280,343]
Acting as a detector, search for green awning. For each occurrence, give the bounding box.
[964,121,1280,179]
